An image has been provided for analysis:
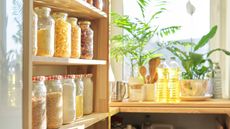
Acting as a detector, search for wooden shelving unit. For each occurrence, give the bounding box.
[110,99,230,116]
[34,0,107,19]
[32,56,107,65]
[59,113,108,129]
[31,0,109,129]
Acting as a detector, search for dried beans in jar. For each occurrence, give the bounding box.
[79,21,94,59]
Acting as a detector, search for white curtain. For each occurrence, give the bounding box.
[210,0,230,99]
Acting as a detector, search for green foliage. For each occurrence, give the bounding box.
[162,25,230,79]
[110,0,180,75]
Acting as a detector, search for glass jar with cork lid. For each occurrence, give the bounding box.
[68,17,81,58]
[35,7,55,57]
[79,21,94,59]
[52,12,71,57]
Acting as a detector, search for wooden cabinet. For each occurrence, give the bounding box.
[23,0,110,128]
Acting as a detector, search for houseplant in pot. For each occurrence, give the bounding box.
[161,25,230,99]
[110,0,180,101]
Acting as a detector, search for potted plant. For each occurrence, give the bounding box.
[161,25,230,97]
[110,0,180,78]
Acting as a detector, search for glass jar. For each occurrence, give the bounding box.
[35,7,55,57]
[87,0,93,4]
[32,11,38,56]
[74,74,84,118]
[79,21,94,59]
[82,74,93,114]
[32,76,47,129]
[45,75,63,128]
[52,12,71,57]
[62,75,76,124]
[93,0,103,10]
[68,17,81,58]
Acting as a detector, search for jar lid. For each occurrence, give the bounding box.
[79,21,91,25]
[32,76,46,82]
[35,7,51,12]
[52,12,68,19]
[63,74,75,79]
[46,75,62,80]
[68,17,78,22]
[75,74,83,79]
[85,74,93,78]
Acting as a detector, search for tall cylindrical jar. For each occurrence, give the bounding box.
[74,75,84,118]
[68,17,81,58]
[35,7,55,57]
[82,74,93,114]
[62,75,76,124]
[52,12,71,57]
[32,76,47,129]
[79,21,94,59]
[45,75,63,128]
[32,11,38,56]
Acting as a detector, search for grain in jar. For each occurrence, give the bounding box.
[62,75,76,124]
[32,11,38,56]
[45,75,63,128]
[79,21,94,59]
[74,75,84,118]
[32,76,47,129]
[82,74,93,114]
[52,12,71,57]
[35,7,55,57]
[67,17,81,58]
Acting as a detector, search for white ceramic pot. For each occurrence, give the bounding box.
[141,84,155,101]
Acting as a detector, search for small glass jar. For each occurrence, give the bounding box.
[74,74,84,118]
[52,12,71,57]
[87,0,93,4]
[93,0,103,10]
[82,74,93,114]
[79,21,94,59]
[45,75,63,128]
[68,17,81,58]
[32,11,38,56]
[32,76,47,129]
[35,7,55,57]
[62,75,76,124]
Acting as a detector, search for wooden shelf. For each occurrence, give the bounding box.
[34,0,107,19]
[32,56,107,65]
[110,99,230,116]
[109,107,119,117]
[60,113,108,129]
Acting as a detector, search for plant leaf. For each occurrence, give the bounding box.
[194,25,218,51]
[189,52,203,65]
[207,48,230,57]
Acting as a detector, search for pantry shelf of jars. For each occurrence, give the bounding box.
[31,0,109,129]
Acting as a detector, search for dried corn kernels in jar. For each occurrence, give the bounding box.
[79,21,94,59]
[68,17,81,58]
[53,12,71,57]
